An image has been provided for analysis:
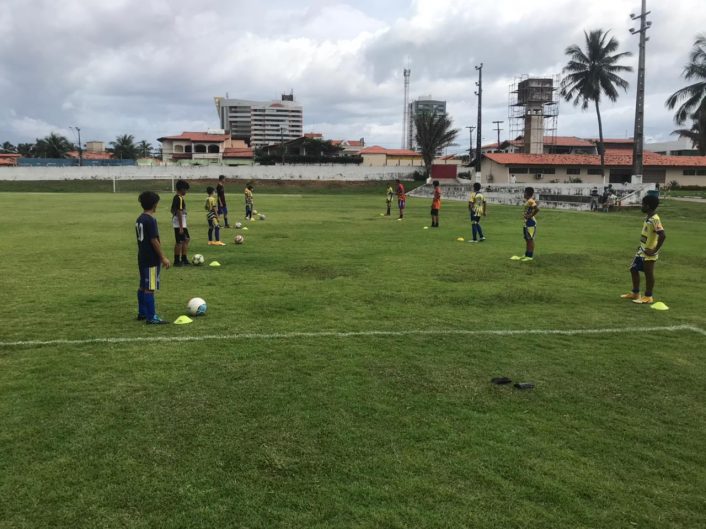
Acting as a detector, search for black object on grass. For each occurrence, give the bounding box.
[514,382,535,390]
[491,377,512,385]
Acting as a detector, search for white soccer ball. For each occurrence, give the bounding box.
[191,254,205,265]
[253,209,258,215]
[235,222,242,229]
[234,234,244,245]
[258,213,266,220]
[187,297,207,316]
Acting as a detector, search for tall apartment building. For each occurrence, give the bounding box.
[407,96,447,151]
[214,94,303,148]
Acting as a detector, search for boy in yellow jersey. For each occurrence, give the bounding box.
[205,186,225,246]
[244,184,254,220]
[621,194,666,304]
[468,182,487,242]
[385,184,394,215]
[512,187,539,262]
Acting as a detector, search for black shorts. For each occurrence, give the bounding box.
[431,208,439,215]
[174,227,190,242]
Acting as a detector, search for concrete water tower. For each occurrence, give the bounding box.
[509,76,559,154]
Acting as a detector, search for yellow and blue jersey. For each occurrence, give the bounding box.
[244,188,253,205]
[205,195,218,218]
[386,186,394,202]
[637,213,664,260]
[523,198,538,224]
[469,192,485,216]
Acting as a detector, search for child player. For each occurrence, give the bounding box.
[430,180,441,227]
[205,187,226,246]
[385,183,394,216]
[396,179,406,220]
[171,180,190,266]
[621,194,666,304]
[136,191,170,324]
[468,182,487,242]
[516,187,539,262]
[216,175,230,228]
[244,184,254,220]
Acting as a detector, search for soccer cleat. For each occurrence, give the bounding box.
[620,292,640,300]
[214,241,226,246]
[136,314,146,321]
[520,256,533,262]
[468,239,478,243]
[633,296,654,305]
[146,316,169,325]
[480,237,486,242]
[181,260,191,266]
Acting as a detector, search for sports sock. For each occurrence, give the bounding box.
[471,224,478,240]
[208,228,213,241]
[174,254,179,263]
[477,224,484,239]
[144,292,156,320]
[137,289,145,316]
[181,255,188,263]
[645,291,652,297]
[525,251,534,258]
[215,226,220,241]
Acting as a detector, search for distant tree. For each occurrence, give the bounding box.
[666,34,706,125]
[109,134,139,160]
[34,133,73,158]
[1,141,16,153]
[414,111,459,178]
[560,29,633,183]
[672,110,706,155]
[16,143,35,157]
[137,140,153,158]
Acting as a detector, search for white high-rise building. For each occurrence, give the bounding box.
[214,94,303,148]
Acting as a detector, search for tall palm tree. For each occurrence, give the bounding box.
[109,134,139,160]
[1,141,16,153]
[666,34,706,125]
[414,111,459,178]
[137,140,153,158]
[672,110,706,155]
[34,132,73,158]
[560,29,633,183]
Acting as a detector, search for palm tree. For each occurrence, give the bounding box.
[560,29,633,183]
[109,134,139,160]
[414,111,459,178]
[666,34,706,125]
[137,140,153,158]
[672,110,706,155]
[1,141,16,153]
[34,132,73,158]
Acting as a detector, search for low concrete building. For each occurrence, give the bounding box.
[482,151,706,186]
[158,131,232,165]
[360,146,423,167]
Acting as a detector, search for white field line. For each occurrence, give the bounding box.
[0,325,704,348]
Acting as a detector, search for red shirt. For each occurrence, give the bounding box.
[396,183,406,200]
[432,186,441,209]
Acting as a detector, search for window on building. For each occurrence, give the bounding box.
[508,166,529,173]
[567,167,581,175]
[697,169,706,176]
[174,145,184,153]
[538,167,556,174]
[185,145,192,153]
[194,144,207,153]
[587,168,603,175]
[208,145,219,154]
[683,169,696,175]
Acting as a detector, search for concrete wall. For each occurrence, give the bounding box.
[0,164,420,182]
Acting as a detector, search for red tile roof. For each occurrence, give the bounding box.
[484,152,706,167]
[304,133,323,139]
[158,132,230,142]
[360,145,421,157]
[66,150,114,160]
[0,153,21,158]
[222,147,254,158]
[484,136,596,149]
[346,140,364,147]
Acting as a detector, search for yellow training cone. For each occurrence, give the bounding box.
[510,256,522,260]
[423,226,429,230]
[209,261,221,267]
[456,237,464,242]
[651,302,669,311]
[380,213,385,216]
[243,227,249,230]
[174,315,193,325]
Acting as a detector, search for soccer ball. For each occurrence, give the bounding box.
[187,297,207,316]
[191,254,205,265]
[234,234,244,244]
[235,222,242,229]
[258,213,266,220]
[252,209,258,215]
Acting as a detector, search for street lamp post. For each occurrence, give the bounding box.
[492,120,504,148]
[280,126,286,164]
[465,126,475,166]
[474,63,483,181]
[70,126,82,166]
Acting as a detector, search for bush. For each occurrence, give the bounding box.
[668,180,680,190]
[412,170,426,181]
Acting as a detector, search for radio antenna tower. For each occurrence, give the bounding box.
[402,68,411,149]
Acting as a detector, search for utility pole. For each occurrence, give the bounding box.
[465,126,475,166]
[402,68,411,149]
[71,126,82,166]
[280,126,286,164]
[474,63,483,180]
[492,120,504,148]
[630,0,651,183]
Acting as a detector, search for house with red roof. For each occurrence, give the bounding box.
[482,150,706,186]
[360,146,423,167]
[158,131,253,165]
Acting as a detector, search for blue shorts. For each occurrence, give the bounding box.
[245,205,252,216]
[398,199,406,210]
[523,219,537,240]
[218,206,228,216]
[630,256,645,272]
[139,265,160,291]
[470,213,481,223]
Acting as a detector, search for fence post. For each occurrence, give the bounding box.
[113,175,116,193]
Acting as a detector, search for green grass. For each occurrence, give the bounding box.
[0,192,705,528]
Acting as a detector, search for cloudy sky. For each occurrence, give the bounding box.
[1,0,704,151]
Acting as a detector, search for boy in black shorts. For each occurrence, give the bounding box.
[171,179,190,266]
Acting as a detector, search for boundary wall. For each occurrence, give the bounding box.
[0,165,419,182]
[408,181,656,211]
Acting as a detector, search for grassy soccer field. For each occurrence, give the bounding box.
[0,188,705,529]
